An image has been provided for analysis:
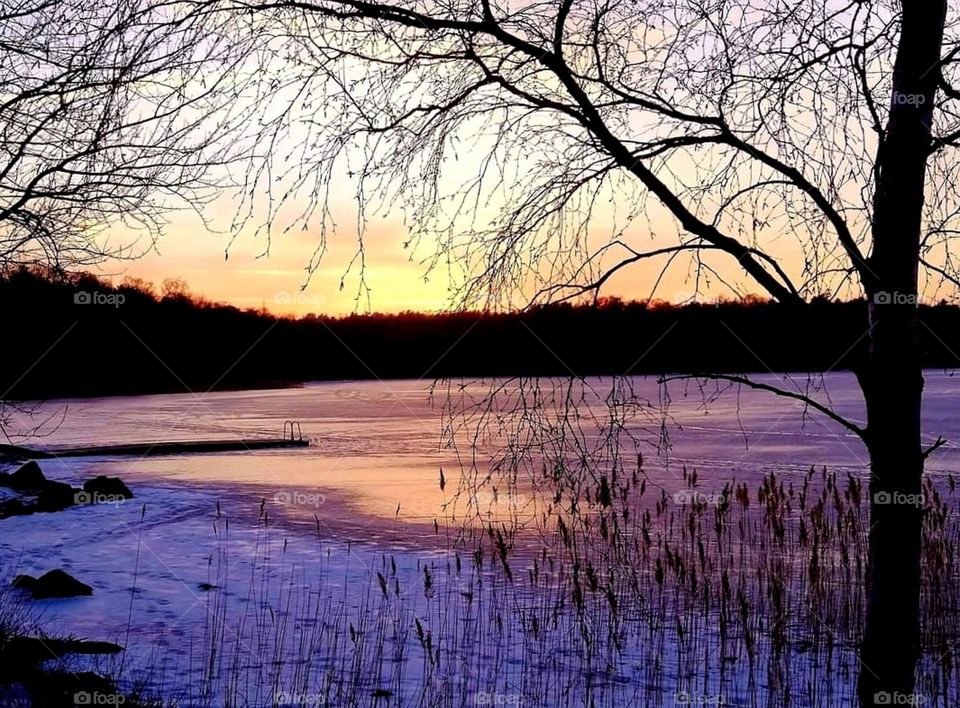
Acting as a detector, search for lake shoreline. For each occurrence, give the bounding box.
[2,379,959,705]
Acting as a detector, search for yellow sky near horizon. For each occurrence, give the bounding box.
[98,220,762,316]
[96,191,737,316]
[99,210,457,316]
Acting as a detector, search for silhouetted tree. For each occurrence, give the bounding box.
[0,0,272,444]
[0,0,254,271]
[96,1,960,702]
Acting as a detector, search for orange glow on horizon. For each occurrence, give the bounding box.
[95,175,874,315]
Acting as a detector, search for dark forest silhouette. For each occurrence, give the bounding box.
[4,268,960,400]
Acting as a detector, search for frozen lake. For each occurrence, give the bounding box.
[2,373,960,705]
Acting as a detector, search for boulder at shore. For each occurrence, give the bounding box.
[0,498,29,519]
[1,636,122,667]
[0,461,46,491]
[35,480,79,512]
[82,475,134,499]
[0,462,83,518]
[0,463,134,518]
[12,569,94,599]
[0,639,126,708]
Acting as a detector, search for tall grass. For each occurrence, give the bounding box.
[101,462,960,707]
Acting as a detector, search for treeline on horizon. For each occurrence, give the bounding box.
[3,267,960,400]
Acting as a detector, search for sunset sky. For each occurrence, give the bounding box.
[100,222,748,317]
[97,195,719,317]
[101,209,455,316]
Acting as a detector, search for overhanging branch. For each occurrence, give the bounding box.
[659,372,867,439]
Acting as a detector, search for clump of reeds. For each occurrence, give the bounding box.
[94,455,960,707]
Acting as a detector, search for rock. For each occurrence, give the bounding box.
[23,670,126,707]
[2,636,122,666]
[0,635,127,707]
[0,635,123,687]
[5,461,45,491]
[11,574,36,590]
[82,475,133,500]
[13,569,93,599]
[0,484,84,519]
[0,467,130,521]
[34,480,79,513]
[0,498,30,519]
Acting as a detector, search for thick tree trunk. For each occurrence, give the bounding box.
[856,346,925,705]
[856,3,945,705]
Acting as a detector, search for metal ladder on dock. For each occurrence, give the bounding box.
[283,420,304,442]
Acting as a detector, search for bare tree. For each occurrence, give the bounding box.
[0,0,273,449]
[0,0,258,271]
[164,0,960,702]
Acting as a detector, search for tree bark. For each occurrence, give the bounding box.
[857,349,925,705]
[856,3,946,705]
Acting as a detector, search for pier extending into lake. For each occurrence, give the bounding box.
[0,421,309,459]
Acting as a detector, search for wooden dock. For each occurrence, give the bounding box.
[0,422,309,460]
[2,438,309,460]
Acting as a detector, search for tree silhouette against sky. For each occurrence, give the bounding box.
[187,2,958,702]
